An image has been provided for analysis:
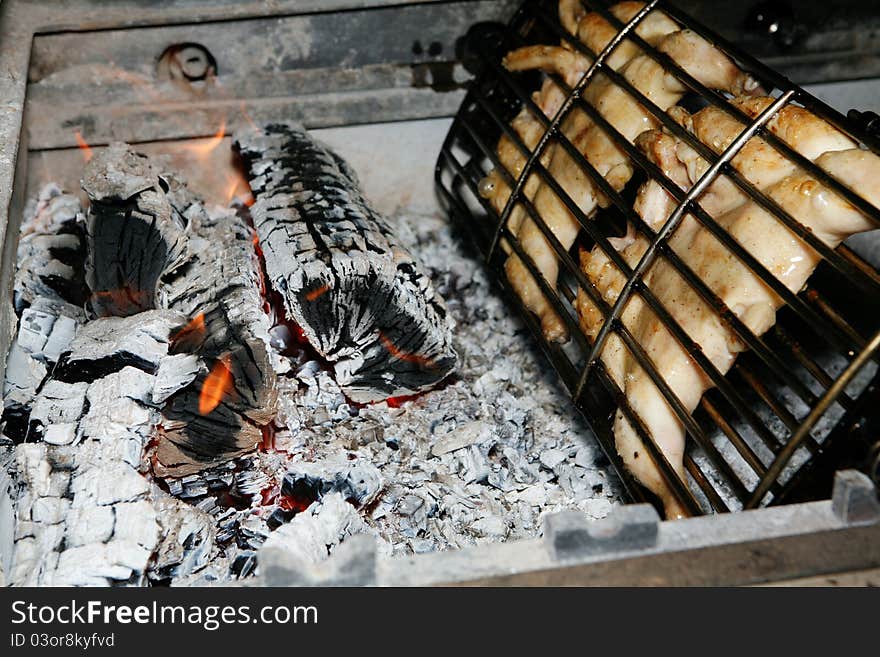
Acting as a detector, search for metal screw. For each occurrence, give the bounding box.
[157,43,217,82]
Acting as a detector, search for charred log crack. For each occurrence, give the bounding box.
[81,143,279,477]
[234,123,458,403]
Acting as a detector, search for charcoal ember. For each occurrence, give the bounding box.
[153,196,278,478]
[80,146,278,476]
[53,310,185,383]
[282,456,383,507]
[232,464,270,498]
[234,123,457,402]
[4,186,88,441]
[259,493,380,571]
[150,492,216,581]
[266,506,295,530]
[13,184,88,313]
[81,143,188,317]
[231,550,257,578]
[8,361,171,585]
[152,353,200,404]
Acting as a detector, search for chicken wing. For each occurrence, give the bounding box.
[577,98,861,517]
[613,147,879,518]
[505,29,759,342]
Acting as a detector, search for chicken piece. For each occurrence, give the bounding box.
[559,0,588,37]
[576,97,829,343]
[613,148,880,518]
[576,2,680,69]
[577,98,857,517]
[577,96,857,346]
[479,77,569,236]
[480,2,680,245]
[505,30,759,342]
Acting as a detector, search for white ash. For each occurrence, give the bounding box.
[3,180,624,585]
[0,186,221,586]
[170,210,626,569]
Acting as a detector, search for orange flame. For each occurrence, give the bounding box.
[171,313,206,348]
[378,332,436,368]
[224,172,254,207]
[75,131,93,162]
[187,118,226,159]
[199,354,233,415]
[240,102,262,134]
[305,284,330,302]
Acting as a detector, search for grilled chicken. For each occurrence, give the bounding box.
[502,28,759,342]
[614,147,879,518]
[480,1,677,240]
[577,99,864,518]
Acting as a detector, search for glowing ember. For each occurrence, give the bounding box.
[385,394,420,408]
[90,286,149,315]
[74,131,93,162]
[378,331,436,368]
[305,284,330,302]
[171,313,206,349]
[199,354,233,415]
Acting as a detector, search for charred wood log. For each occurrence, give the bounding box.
[79,145,279,477]
[81,143,188,318]
[234,123,457,402]
[13,184,88,314]
[155,196,279,477]
[3,186,87,443]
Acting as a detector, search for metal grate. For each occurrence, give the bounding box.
[436,0,880,515]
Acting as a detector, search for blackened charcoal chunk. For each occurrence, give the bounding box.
[81,143,187,318]
[281,457,382,508]
[234,123,457,402]
[231,551,258,578]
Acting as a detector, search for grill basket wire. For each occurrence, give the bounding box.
[436,0,880,515]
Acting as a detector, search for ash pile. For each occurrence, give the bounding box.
[0,125,622,587]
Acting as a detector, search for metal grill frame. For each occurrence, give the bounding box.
[436,0,880,515]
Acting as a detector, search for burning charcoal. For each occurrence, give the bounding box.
[152,353,200,404]
[282,456,383,507]
[4,187,88,440]
[232,465,270,498]
[54,310,185,383]
[234,123,457,402]
[81,146,278,477]
[154,201,278,477]
[231,551,257,578]
[237,514,270,550]
[266,506,296,530]
[81,144,187,318]
[151,493,216,581]
[260,493,376,571]
[13,184,88,313]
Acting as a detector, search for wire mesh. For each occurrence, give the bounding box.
[436,0,880,515]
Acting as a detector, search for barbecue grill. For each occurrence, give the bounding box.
[0,0,879,586]
[436,0,880,516]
